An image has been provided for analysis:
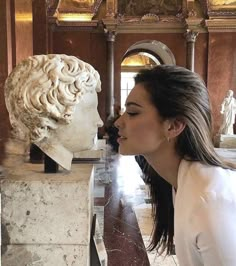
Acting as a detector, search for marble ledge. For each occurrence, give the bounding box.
[2,162,94,182]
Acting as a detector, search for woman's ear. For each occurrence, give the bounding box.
[165,118,186,139]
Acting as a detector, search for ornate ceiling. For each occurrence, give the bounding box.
[47,0,236,32]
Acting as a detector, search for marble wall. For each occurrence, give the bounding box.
[207,32,236,134]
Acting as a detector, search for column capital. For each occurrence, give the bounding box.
[184,29,199,43]
[104,29,117,42]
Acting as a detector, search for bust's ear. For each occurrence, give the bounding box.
[164,118,186,139]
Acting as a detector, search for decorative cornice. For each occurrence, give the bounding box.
[116,14,185,24]
[48,15,102,30]
[208,10,236,18]
[48,20,101,30]
[102,16,186,33]
[141,13,160,23]
[55,20,99,27]
[205,18,236,32]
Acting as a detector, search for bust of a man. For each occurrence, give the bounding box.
[4,54,103,170]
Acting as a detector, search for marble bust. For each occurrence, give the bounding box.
[219,89,236,135]
[4,54,103,170]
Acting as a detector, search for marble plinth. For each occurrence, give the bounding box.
[2,245,88,265]
[215,134,236,148]
[1,163,94,266]
[74,139,106,160]
[215,148,236,163]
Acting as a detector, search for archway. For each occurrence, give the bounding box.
[120,40,176,113]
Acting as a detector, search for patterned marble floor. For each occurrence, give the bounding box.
[93,146,179,266]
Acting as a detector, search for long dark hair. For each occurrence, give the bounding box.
[134,65,234,255]
[135,155,174,255]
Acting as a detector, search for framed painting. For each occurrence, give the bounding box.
[208,0,236,10]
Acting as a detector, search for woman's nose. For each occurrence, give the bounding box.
[114,116,121,129]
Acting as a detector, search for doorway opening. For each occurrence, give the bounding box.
[120,40,175,113]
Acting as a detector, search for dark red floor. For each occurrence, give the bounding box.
[103,155,150,266]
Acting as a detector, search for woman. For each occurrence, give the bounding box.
[115,65,236,265]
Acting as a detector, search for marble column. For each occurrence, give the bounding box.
[32,0,48,54]
[0,0,14,162]
[184,29,199,72]
[106,30,116,119]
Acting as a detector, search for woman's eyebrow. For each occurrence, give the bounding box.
[125,101,143,108]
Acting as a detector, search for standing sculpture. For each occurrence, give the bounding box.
[219,89,236,135]
[4,54,103,170]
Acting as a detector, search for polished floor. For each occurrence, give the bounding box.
[93,146,179,266]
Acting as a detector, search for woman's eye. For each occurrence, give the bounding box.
[126,112,138,116]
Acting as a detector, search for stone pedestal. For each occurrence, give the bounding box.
[1,163,94,266]
[215,148,236,163]
[74,139,106,160]
[215,134,236,148]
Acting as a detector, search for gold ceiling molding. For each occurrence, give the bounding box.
[209,0,236,11]
[209,0,236,6]
[54,0,103,22]
[198,0,236,19]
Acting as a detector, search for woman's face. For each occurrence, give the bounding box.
[115,83,167,156]
[55,90,103,152]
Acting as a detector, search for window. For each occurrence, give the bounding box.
[120,72,136,113]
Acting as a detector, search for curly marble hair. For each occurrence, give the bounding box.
[4,54,101,143]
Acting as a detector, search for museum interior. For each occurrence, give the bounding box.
[0,0,236,265]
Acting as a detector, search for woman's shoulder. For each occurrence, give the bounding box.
[179,159,236,202]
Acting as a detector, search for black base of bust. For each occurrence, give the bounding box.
[44,154,59,173]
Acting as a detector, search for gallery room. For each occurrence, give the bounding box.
[1,0,236,265]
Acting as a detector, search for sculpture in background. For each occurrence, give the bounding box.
[219,89,236,135]
[4,54,103,170]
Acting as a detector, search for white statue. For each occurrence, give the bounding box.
[219,89,236,135]
[4,54,103,170]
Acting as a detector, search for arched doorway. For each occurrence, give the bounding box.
[120,40,175,113]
